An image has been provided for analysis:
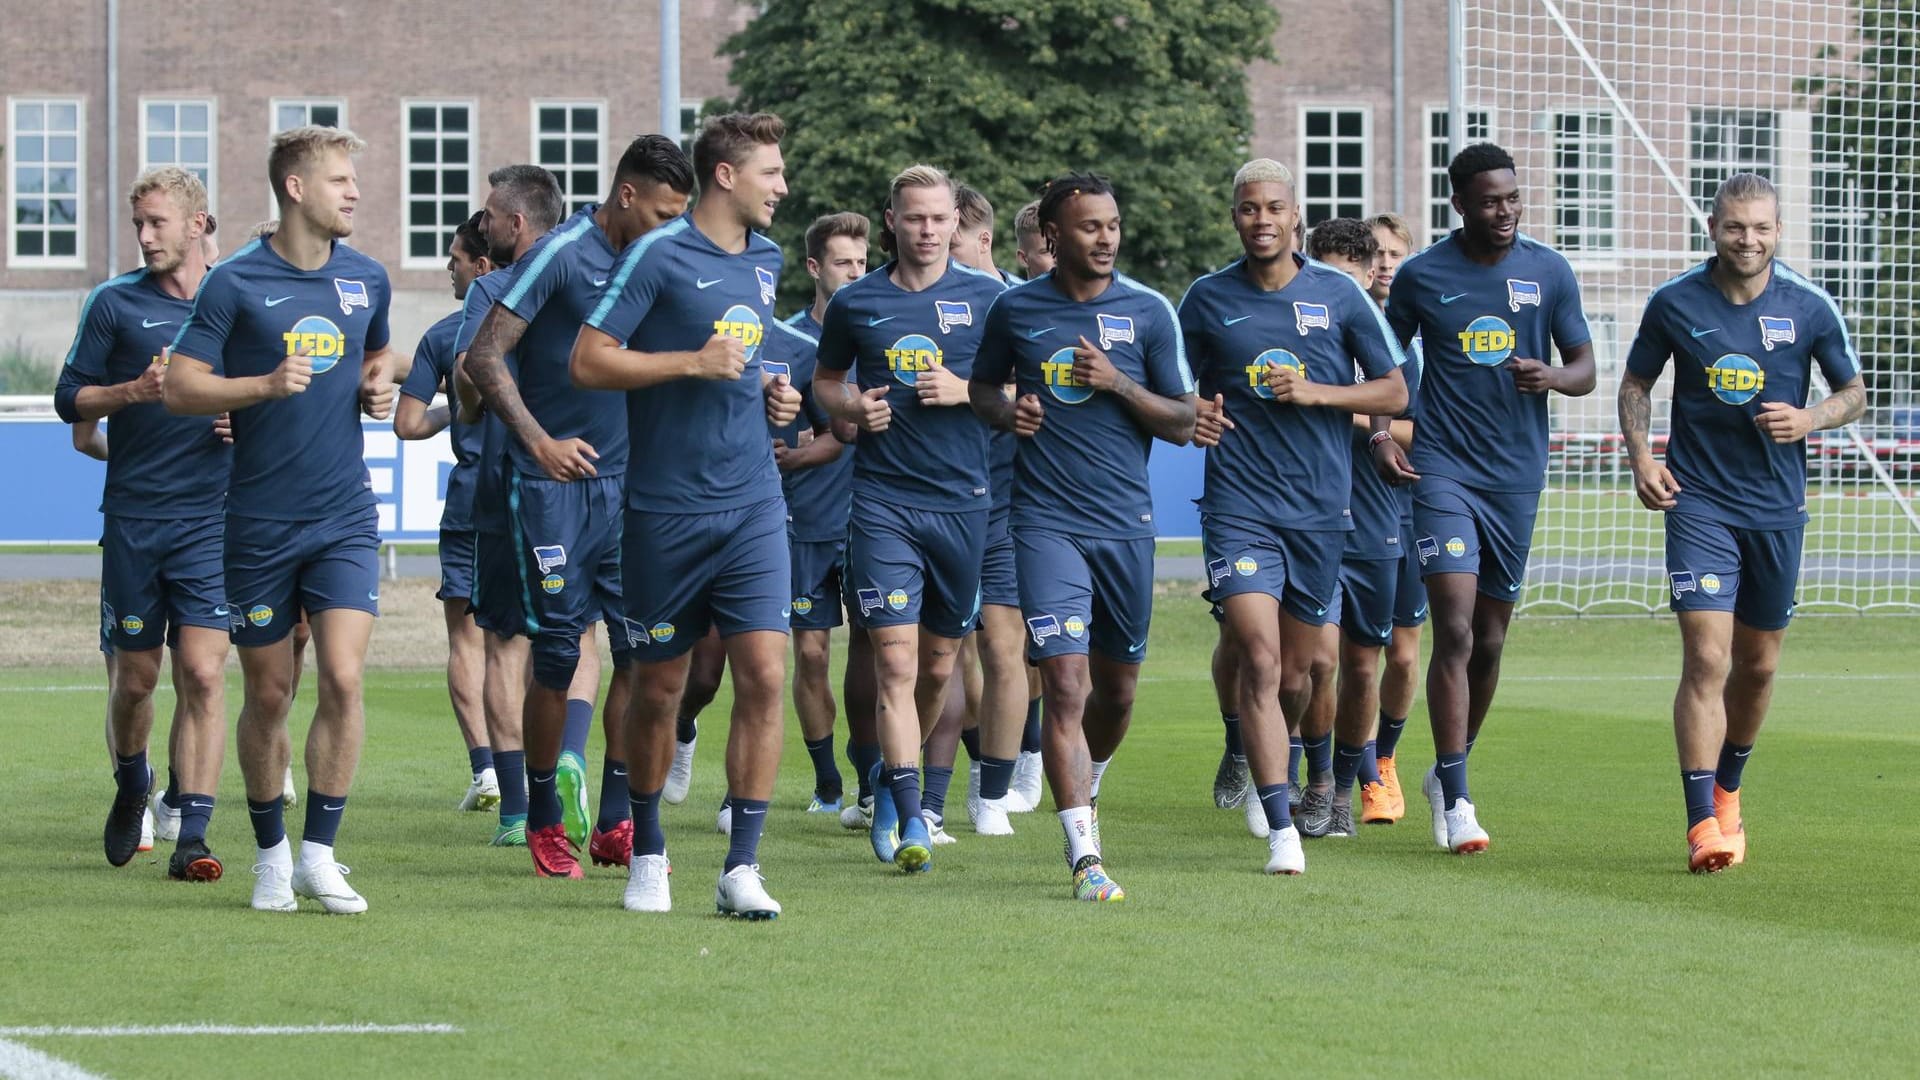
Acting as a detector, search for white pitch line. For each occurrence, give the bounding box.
[0,1025,459,1038]
[0,1038,106,1080]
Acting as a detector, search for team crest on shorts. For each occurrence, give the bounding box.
[856,588,884,617]
[1027,614,1061,646]
[1416,536,1440,565]
[1207,557,1231,587]
[533,545,567,573]
[1670,571,1697,598]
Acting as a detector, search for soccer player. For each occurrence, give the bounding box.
[970,172,1198,902]
[570,112,801,918]
[56,166,231,881]
[1006,198,1056,816]
[1185,174,1407,874]
[1378,142,1595,854]
[395,212,498,814]
[1011,199,1052,281]
[165,126,400,913]
[1617,171,1863,872]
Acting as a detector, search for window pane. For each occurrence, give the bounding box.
[181,136,208,162]
[409,202,436,226]
[49,136,76,163]
[47,168,76,194]
[576,139,597,165]
[410,138,437,163]
[182,103,208,129]
[1337,111,1362,137]
[1336,142,1362,168]
[539,138,567,163]
[17,200,43,225]
[17,102,44,130]
[18,168,43,194]
[409,106,435,130]
[50,230,76,257]
[1305,111,1329,137]
[147,135,170,162]
[444,106,468,130]
[49,102,77,129]
[444,139,469,165]
[445,170,469,195]
[50,199,77,225]
[17,135,43,163]
[312,105,341,127]
[409,169,439,195]
[17,230,43,256]
[147,103,173,132]
[411,233,439,258]
[539,107,565,131]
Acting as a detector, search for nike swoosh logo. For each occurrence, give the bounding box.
[321,802,345,811]
[695,278,723,289]
[1507,582,1521,592]
[185,801,211,809]
[1412,606,1429,620]
[213,606,230,617]
[1439,293,1468,304]
[1223,315,1254,326]
[868,316,896,327]
[368,591,380,601]
[1689,326,1720,339]
[264,296,294,307]
[1127,641,1145,653]
[592,278,608,287]
[741,808,766,816]
[142,318,173,328]
[1026,326,1054,339]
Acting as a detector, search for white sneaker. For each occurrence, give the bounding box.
[715,864,781,919]
[281,765,299,808]
[1010,750,1044,811]
[924,811,958,846]
[250,839,297,912]
[459,767,500,811]
[1244,785,1270,838]
[1420,767,1448,849]
[1265,825,1306,875]
[971,796,1015,836]
[715,801,732,835]
[664,737,696,805]
[291,848,368,914]
[1443,799,1491,854]
[839,794,873,830]
[151,791,181,842]
[138,804,157,853]
[623,853,671,912]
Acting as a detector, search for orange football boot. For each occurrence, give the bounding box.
[1713,784,1746,866]
[1377,755,1407,820]
[1687,817,1737,874]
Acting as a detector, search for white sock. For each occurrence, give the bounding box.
[257,836,291,861]
[298,840,333,866]
[1059,805,1099,867]
[1089,757,1112,800]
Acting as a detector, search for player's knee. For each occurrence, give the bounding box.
[1386,633,1420,674]
[794,636,831,682]
[1731,642,1779,684]
[174,653,225,705]
[1238,634,1283,690]
[730,649,786,710]
[530,637,582,693]
[111,657,162,703]
[1680,638,1732,684]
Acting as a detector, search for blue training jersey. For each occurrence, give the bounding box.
[1386,231,1590,493]
[498,205,628,478]
[398,308,481,533]
[170,238,391,521]
[1181,254,1404,531]
[1624,258,1860,531]
[584,213,784,515]
[767,309,853,542]
[813,259,1006,511]
[973,271,1196,539]
[455,266,521,536]
[55,269,230,518]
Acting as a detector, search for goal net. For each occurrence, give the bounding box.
[1450,0,1919,613]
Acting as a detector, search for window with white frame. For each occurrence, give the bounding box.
[8,98,84,266]
[1426,107,1492,245]
[1552,111,1616,254]
[534,102,603,216]
[1299,107,1369,227]
[1688,108,1776,251]
[272,98,345,134]
[404,102,474,264]
[140,98,216,205]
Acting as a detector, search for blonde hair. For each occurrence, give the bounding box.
[127,166,208,218]
[889,164,953,210]
[268,125,366,206]
[1233,158,1295,190]
[1369,211,1414,249]
[1013,200,1042,244]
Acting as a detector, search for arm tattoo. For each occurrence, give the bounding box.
[1617,373,1654,461]
[1807,381,1867,430]
[465,307,544,451]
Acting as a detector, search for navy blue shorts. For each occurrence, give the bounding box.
[980,509,1019,609]
[1336,532,1429,648]
[438,528,475,604]
[1665,512,1802,631]
[99,513,227,653]
[1201,513,1343,627]
[469,529,523,638]
[1412,474,1539,601]
[846,498,987,639]
[1014,527,1153,665]
[508,473,632,650]
[225,505,380,647]
[1392,522,1429,627]
[790,536,846,631]
[623,497,791,660]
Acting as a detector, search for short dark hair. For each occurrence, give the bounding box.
[486,164,565,233]
[805,211,870,264]
[1036,172,1115,229]
[692,112,785,189]
[453,210,489,262]
[954,183,994,234]
[614,134,695,196]
[1447,142,1516,196]
[1307,217,1379,264]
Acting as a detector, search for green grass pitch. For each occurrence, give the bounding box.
[3,607,1918,1077]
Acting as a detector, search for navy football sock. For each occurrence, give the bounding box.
[804,735,842,801]
[527,768,561,831]
[959,726,982,763]
[1716,741,1753,793]
[494,750,528,818]
[1376,714,1408,759]
[850,741,882,800]
[247,797,285,849]
[1683,770,1717,828]
[113,751,150,797]
[1021,698,1042,754]
[628,787,665,857]
[1257,783,1293,831]
[597,759,629,830]
[922,765,954,821]
[1222,713,1243,758]
[1287,737,1304,786]
[561,698,593,761]
[887,767,924,831]
[675,714,698,745]
[176,793,214,844]
[725,798,769,870]
[980,756,1015,801]
[468,745,494,774]
[1303,733,1333,783]
[301,791,346,847]
[1435,754,1469,811]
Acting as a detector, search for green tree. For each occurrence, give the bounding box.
[716,0,1278,307]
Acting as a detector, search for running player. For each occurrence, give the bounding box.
[1185,173,1407,873]
[165,126,399,913]
[1378,142,1595,854]
[394,211,497,814]
[1617,172,1863,872]
[56,166,230,881]
[813,164,1006,870]
[1001,198,1053,810]
[971,172,1198,902]
[571,112,800,918]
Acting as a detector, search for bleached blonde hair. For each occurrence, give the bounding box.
[268,125,366,206]
[1233,158,1295,190]
[127,166,207,218]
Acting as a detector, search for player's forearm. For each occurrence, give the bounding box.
[969,379,1016,431]
[72,422,108,461]
[162,368,274,415]
[466,355,548,453]
[784,431,845,471]
[67,382,138,422]
[1616,372,1657,466]
[1553,351,1598,396]
[393,397,449,440]
[1113,379,1196,445]
[813,373,861,422]
[1807,379,1866,431]
[568,329,699,391]
[1310,374,1406,419]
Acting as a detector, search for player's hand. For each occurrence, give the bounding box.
[693,334,747,381]
[914,361,969,406]
[532,436,599,481]
[765,373,803,427]
[1627,454,1680,510]
[359,364,396,420]
[848,384,893,433]
[125,360,167,404]
[1506,357,1556,394]
[1194,393,1235,448]
[1071,336,1121,392]
[1372,436,1420,486]
[772,436,793,471]
[1264,364,1319,405]
[1754,401,1814,444]
[1013,392,1045,437]
[267,352,314,399]
[213,412,234,444]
